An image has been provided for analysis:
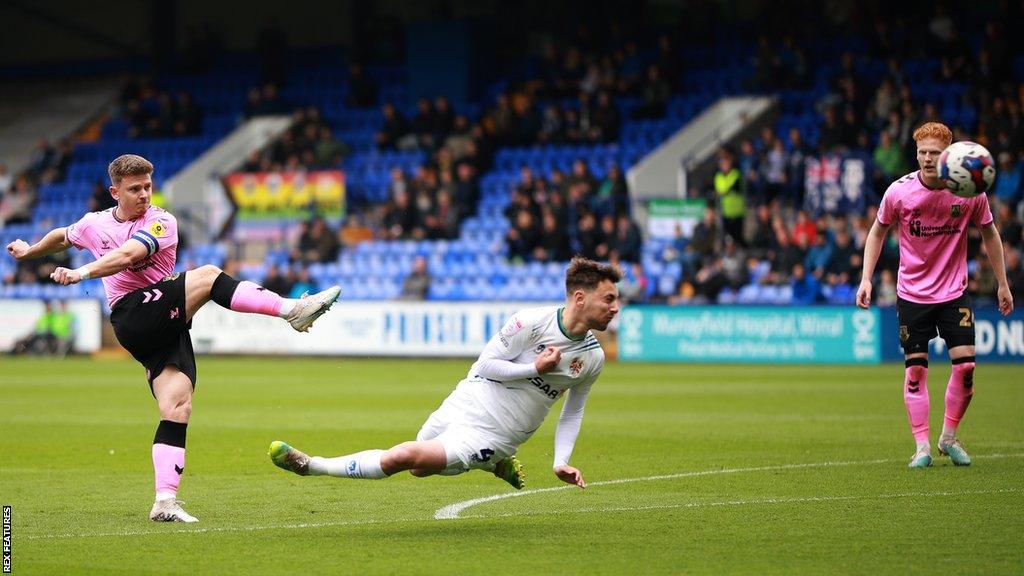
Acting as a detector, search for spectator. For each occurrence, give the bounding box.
[288,266,316,299]
[575,211,603,260]
[790,263,821,304]
[382,189,419,240]
[399,256,431,300]
[993,152,1021,211]
[376,103,410,150]
[611,213,642,263]
[873,131,908,180]
[339,213,375,248]
[0,176,35,226]
[261,264,293,297]
[825,229,860,286]
[424,190,459,240]
[346,63,378,108]
[533,209,571,262]
[506,210,542,263]
[714,151,746,246]
[876,269,898,307]
[0,163,11,195]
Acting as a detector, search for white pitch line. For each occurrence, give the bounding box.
[459,488,1021,520]
[21,453,1023,540]
[433,452,1024,519]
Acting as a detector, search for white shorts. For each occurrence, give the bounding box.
[416,380,519,474]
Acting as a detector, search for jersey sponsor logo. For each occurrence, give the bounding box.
[569,357,584,377]
[907,219,961,238]
[527,376,562,399]
[150,221,167,237]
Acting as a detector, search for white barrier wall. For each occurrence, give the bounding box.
[189,301,560,357]
[0,299,102,352]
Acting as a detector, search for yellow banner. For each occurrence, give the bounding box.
[224,170,345,218]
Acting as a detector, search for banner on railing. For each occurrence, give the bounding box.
[646,199,706,239]
[617,305,881,363]
[223,170,345,220]
[804,152,871,217]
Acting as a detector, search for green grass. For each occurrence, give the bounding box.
[2,357,1022,575]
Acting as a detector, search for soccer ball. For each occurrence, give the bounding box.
[938,141,996,198]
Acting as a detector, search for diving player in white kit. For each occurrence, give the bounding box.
[269,256,621,490]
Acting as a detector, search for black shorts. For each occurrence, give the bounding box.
[109,272,196,393]
[896,293,976,355]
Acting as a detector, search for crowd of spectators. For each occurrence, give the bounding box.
[241,104,349,172]
[117,76,204,138]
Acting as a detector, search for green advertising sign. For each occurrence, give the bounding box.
[646,198,705,239]
[618,306,881,364]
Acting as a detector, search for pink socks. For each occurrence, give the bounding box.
[943,357,975,433]
[153,420,188,500]
[903,358,930,445]
[229,281,284,316]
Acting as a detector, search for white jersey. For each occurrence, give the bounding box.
[462,305,605,446]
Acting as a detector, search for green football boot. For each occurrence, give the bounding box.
[908,447,933,469]
[938,438,972,466]
[493,455,526,490]
[269,440,311,476]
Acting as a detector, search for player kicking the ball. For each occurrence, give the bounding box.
[6,154,341,522]
[269,256,620,490]
[857,122,1014,468]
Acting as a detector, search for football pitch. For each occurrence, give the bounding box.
[2,357,1022,575]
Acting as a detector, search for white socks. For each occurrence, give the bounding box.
[308,449,386,479]
[916,441,930,453]
[940,425,957,443]
[277,300,296,317]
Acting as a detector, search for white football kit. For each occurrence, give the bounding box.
[417,305,605,473]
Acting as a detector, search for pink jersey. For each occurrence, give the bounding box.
[66,206,178,307]
[877,170,993,304]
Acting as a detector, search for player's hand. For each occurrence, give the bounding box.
[50,267,83,285]
[6,239,30,260]
[997,285,1014,316]
[855,279,872,309]
[535,346,561,374]
[554,465,586,489]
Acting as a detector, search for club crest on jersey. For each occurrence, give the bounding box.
[950,204,963,218]
[900,325,909,342]
[569,357,584,377]
[534,344,546,354]
[150,220,167,237]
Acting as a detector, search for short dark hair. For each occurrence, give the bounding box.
[565,256,621,295]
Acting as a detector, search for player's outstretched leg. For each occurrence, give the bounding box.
[269,441,311,476]
[193,265,342,332]
[492,455,526,489]
[282,285,343,332]
[938,356,975,466]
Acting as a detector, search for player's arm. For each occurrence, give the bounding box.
[5,227,72,261]
[856,219,891,309]
[50,238,149,285]
[552,377,594,489]
[980,222,1014,316]
[470,314,560,381]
